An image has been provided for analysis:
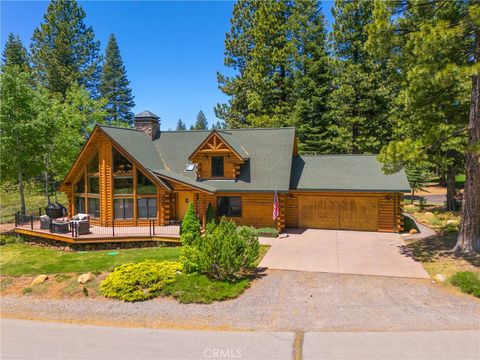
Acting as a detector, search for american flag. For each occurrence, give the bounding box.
[273,190,279,220]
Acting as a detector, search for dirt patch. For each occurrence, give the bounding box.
[0,273,106,300]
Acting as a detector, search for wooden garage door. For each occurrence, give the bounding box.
[298,196,378,231]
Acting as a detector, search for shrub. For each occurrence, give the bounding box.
[179,245,202,274]
[206,203,215,225]
[196,218,259,280]
[450,271,480,298]
[100,260,182,302]
[180,203,201,245]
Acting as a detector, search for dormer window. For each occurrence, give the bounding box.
[211,156,224,177]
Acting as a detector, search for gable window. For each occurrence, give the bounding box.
[88,176,99,194]
[113,148,133,175]
[75,196,85,214]
[217,196,241,217]
[211,156,224,177]
[137,170,156,195]
[114,177,133,195]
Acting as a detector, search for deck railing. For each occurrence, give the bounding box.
[15,211,180,239]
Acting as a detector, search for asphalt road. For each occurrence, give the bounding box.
[2,319,480,360]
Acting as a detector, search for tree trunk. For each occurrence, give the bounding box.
[411,189,415,204]
[439,172,447,187]
[44,171,50,204]
[455,29,480,254]
[17,168,26,216]
[446,164,457,211]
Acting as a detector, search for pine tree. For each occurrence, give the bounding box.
[370,0,479,253]
[192,110,208,130]
[405,165,431,205]
[176,119,186,131]
[211,121,226,130]
[99,34,135,124]
[215,0,257,128]
[30,0,101,98]
[372,0,470,211]
[2,33,29,71]
[329,0,395,154]
[289,0,332,153]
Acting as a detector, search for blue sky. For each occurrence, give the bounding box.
[1,1,334,130]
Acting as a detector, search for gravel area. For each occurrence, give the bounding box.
[1,270,479,332]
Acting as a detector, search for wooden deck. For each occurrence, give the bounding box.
[14,221,180,244]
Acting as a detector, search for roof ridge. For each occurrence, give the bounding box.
[299,154,379,157]
[161,127,296,133]
[98,124,144,133]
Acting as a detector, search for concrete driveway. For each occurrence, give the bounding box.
[259,229,429,278]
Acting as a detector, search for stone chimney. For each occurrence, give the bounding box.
[133,110,160,140]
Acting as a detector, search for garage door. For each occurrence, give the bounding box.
[298,196,378,231]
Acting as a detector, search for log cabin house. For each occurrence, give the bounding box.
[16,110,410,243]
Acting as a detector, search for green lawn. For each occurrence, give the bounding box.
[0,240,180,276]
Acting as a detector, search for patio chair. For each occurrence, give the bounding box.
[71,213,91,235]
[40,215,51,229]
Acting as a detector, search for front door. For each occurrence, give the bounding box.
[177,192,194,220]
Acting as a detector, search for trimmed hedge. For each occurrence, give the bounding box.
[254,227,279,238]
[100,260,182,302]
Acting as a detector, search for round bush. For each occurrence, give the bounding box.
[100,261,182,302]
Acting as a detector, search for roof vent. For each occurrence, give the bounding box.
[134,110,160,140]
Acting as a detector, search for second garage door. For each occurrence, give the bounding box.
[298,196,378,231]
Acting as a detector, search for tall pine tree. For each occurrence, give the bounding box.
[2,33,29,71]
[99,34,135,125]
[328,0,395,154]
[176,119,186,130]
[289,0,331,153]
[191,110,208,130]
[30,0,101,98]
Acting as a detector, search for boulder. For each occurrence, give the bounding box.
[409,228,419,234]
[77,273,95,284]
[31,275,48,286]
[434,274,446,282]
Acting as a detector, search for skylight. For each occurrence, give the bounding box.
[185,163,196,172]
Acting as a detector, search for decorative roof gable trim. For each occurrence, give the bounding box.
[188,129,248,161]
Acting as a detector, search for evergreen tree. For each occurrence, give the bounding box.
[328,0,395,154]
[30,0,101,98]
[289,0,332,153]
[370,0,479,253]
[211,121,226,130]
[99,34,135,124]
[192,110,208,130]
[176,118,186,131]
[372,0,470,211]
[405,165,431,205]
[215,0,257,128]
[2,33,29,71]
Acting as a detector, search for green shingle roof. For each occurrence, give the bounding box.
[98,125,410,193]
[290,155,411,192]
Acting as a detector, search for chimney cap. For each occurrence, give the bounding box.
[134,110,160,120]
